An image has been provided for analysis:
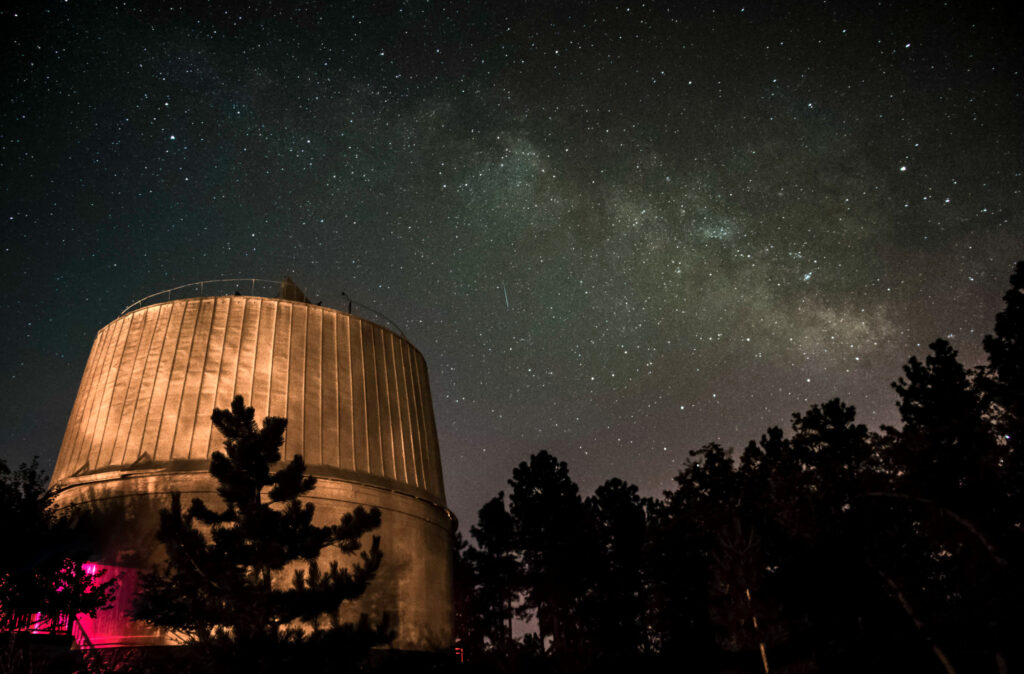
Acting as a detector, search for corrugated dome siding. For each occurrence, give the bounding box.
[53,296,445,503]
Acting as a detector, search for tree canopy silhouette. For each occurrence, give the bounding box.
[132,395,390,672]
[508,450,594,655]
[456,260,1024,673]
[0,458,116,672]
[466,491,519,653]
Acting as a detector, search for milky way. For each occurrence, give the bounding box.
[2,1,1021,524]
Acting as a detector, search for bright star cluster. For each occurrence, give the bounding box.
[1,1,1021,524]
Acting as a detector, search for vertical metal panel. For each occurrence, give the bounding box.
[418,351,444,499]
[398,340,421,489]
[411,342,425,486]
[154,301,198,462]
[286,305,306,460]
[321,311,339,468]
[305,307,323,467]
[251,300,276,422]
[141,303,181,462]
[77,322,118,470]
[112,310,143,466]
[190,298,228,458]
[210,297,246,453]
[95,312,132,468]
[409,350,432,493]
[174,299,214,459]
[338,314,355,472]
[417,351,438,496]
[362,321,384,477]
[123,305,164,465]
[386,334,408,483]
[420,352,436,492]
[86,315,125,473]
[376,327,396,481]
[269,302,291,429]
[391,338,409,486]
[401,340,420,487]
[110,311,148,466]
[349,316,368,474]
[413,345,431,490]
[384,333,402,482]
[88,314,130,471]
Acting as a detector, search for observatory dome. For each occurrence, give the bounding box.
[49,280,453,651]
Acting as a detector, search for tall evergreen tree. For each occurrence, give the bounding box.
[790,398,876,508]
[466,492,520,653]
[778,400,901,671]
[884,340,1008,671]
[451,531,486,656]
[580,478,647,660]
[979,260,1024,672]
[646,443,736,667]
[132,396,390,672]
[982,260,1024,529]
[889,339,997,518]
[507,451,591,655]
[984,260,1024,449]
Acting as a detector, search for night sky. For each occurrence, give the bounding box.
[2,1,1021,526]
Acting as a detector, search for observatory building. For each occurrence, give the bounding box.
[48,279,454,651]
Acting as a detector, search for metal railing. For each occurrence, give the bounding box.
[69,614,107,672]
[118,278,406,337]
[1,612,106,670]
[3,612,71,634]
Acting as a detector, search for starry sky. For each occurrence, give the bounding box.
[2,1,1021,526]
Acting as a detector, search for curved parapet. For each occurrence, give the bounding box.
[49,293,453,651]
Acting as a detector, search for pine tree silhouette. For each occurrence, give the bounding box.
[132,395,391,673]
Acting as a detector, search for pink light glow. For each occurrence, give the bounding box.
[72,564,149,649]
[10,563,156,651]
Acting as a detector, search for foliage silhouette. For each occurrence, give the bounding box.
[455,262,1024,673]
[132,395,391,673]
[507,450,593,656]
[451,530,486,656]
[466,492,520,653]
[579,478,648,660]
[984,260,1024,451]
[0,458,116,673]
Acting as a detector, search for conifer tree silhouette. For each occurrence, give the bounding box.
[133,395,390,672]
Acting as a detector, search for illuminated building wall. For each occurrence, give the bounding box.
[49,288,454,651]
